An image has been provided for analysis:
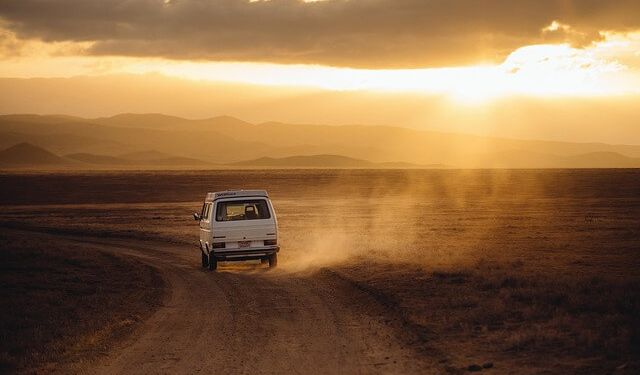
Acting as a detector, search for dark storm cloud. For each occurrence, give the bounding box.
[0,0,639,68]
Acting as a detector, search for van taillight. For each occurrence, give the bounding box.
[264,239,277,246]
[212,242,225,249]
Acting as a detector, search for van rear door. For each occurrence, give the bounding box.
[212,198,276,248]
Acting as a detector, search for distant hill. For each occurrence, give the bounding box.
[66,152,211,167]
[118,150,173,161]
[148,156,212,166]
[562,152,640,168]
[1,113,640,168]
[119,150,212,166]
[0,143,213,169]
[474,149,640,168]
[65,153,131,165]
[95,114,252,133]
[2,141,639,170]
[232,154,429,168]
[0,114,269,164]
[0,130,132,156]
[0,143,75,167]
[94,113,188,130]
[232,155,375,168]
[378,161,447,169]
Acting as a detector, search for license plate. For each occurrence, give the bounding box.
[238,241,251,248]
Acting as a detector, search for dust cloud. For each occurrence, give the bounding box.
[277,169,553,272]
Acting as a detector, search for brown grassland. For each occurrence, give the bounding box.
[0,231,163,373]
[0,169,639,373]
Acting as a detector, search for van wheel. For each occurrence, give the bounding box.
[268,253,278,268]
[201,251,208,268]
[208,256,218,271]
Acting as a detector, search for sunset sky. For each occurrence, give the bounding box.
[1,0,639,143]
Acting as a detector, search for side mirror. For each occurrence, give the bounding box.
[193,213,201,221]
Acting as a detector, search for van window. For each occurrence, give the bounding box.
[216,199,271,221]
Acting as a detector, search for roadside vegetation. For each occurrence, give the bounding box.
[0,231,164,373]
[343,261,640,373]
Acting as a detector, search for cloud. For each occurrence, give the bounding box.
[0,0,639,68]
[0,27,22,57]
[541,20,605,48]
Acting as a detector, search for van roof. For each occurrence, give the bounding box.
[205,190,269,202]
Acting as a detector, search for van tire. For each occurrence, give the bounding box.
[268,253,278,268]
[208,255,218,271]
[201,251,208,268]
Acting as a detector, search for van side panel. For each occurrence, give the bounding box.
[199,202,213,253]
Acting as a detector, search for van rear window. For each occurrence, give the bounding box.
[216,199,271,221]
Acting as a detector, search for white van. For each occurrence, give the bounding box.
[194,190,279,270]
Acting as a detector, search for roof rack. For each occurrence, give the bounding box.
[205,190,269,201]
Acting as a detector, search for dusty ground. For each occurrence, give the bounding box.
[0,169,639,374]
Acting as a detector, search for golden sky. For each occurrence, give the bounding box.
[0,0,639,142]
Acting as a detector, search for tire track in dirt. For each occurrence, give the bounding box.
[41,235,440,374]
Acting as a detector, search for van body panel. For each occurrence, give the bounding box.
[199,201,213,253]
[212,220,276,246]
[198,190,279,262]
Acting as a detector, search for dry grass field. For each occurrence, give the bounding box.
[0,169,639,373]
[0,230,163,373]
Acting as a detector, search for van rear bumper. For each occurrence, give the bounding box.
[212,246,279,261]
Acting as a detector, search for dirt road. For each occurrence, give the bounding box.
[62,237,435,374]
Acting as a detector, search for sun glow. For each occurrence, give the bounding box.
[122,42,636,103]
[115,36,640,103]
[1,29,639,104]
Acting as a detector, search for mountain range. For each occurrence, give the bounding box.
[0,143,433,169]
[1,113,639,169]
